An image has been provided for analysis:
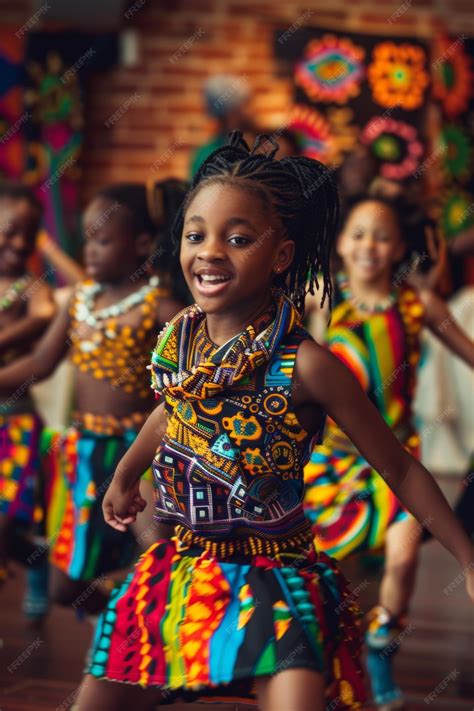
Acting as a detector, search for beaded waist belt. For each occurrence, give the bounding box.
[174,521,314,560]
[71,410,149,436]
[325,420,414,454]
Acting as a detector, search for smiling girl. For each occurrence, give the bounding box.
[76,134,472,711]
[0,182,183,616]
[304,194,474,709]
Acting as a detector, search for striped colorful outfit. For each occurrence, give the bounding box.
[0,401,42,523]
[43,413,151,581]
[88,294,367,708]
[304,273,424,560]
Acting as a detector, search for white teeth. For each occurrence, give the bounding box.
[199,274,230,282]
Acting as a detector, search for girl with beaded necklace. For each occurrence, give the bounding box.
[0,182,184,616]
[0,183,56,601]
[304,193,474,710]
[71,133,473,711]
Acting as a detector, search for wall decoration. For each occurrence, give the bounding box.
[295,34,365,104]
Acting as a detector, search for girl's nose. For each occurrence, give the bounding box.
[196,237,226,261]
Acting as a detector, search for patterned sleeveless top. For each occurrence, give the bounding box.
[150,294,321,556]
[325,273,425,445]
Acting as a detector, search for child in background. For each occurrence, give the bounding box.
[0,182,183,617]
[303,194,474,710]
[0,183,56,616]
[73,133,472,711]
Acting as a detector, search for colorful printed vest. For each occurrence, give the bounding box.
[153,325,320,552]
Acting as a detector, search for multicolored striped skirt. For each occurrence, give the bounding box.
[87,534,367,709]
[303,427,419,560]
[42,416,151,581]
[0,411,42,523]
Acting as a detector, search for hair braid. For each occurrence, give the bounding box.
[173,130,339,313]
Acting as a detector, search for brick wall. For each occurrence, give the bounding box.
[2,0,474,203]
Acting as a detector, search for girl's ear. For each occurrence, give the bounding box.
[135,231,153,258]
[273,239,295,275]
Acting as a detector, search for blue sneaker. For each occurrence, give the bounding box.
[366,606,406,709]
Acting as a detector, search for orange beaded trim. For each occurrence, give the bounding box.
[174,523,314,559]
[71,410,149,435]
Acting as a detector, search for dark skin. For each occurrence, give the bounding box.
[0,197,56,576]
[0,196,183,607]
[78,183,473,711]
[0,197,56,356]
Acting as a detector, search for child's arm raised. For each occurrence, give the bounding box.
[0,297,72,395]
[419,289,474,367]
[0,282,56,353]
[295,340,474,600]
[103,402,168,532]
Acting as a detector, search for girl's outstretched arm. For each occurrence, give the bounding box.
[103,402,168,532]
[295,340,474,599]
[419,289,474,367]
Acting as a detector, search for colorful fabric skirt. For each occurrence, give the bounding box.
[303,430,419,560]
[42,421,151,581]
[0,411,42,523]
[87,536,367,709]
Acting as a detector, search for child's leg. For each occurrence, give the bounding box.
[76,675,162,711]
[49,565,110,614]
[255,669,325,711]
[366,517,420,708]
[379,517,420,615]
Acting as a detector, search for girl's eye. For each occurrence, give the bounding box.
[228,235,250,246]
[352,231,364,240]
[185,232,203,243]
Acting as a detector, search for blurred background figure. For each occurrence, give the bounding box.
[190,73,256,177]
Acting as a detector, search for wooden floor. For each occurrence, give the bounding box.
[0,477,472,710]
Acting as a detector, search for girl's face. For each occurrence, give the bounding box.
[337,200,405,284]
[0,197,39,277]
[83,197,151,283]
[180,182,294,315]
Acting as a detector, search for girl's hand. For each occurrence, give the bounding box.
[102,477,146,532]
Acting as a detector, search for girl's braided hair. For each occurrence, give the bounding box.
[172,130,339,313]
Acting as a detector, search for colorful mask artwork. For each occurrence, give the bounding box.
[275,27,429,174]
[361,117,423,180]
[432,35,472,119]
[295,34,365,104]
[368,42,429,111]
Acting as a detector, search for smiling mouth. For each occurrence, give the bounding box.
[194,272,232,295]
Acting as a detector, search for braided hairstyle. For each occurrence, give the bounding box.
[172,130,339,313]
